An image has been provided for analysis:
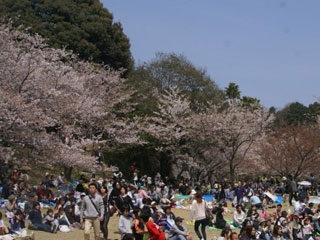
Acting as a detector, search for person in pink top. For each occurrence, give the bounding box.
[138,186,151,199]
[260,207,270,219]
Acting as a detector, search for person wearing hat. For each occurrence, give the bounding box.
[256,218,268,240]
[292,213,302,240]
[188,189,197,204]
[168,216,192,240]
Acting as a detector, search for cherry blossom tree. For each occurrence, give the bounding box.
[259,124,320,179]
[189,104,273,181]
[141,88,192,177]
[0,23,139,177]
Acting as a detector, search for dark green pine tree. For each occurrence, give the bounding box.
[0,0,133,75]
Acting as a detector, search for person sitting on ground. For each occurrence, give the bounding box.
[275,211,288,226]
[291,213,301,240]
[44,209,56,227]
[313,216,320,234]
[53,197,65,214]
[57,172,64,186]
[5,194,17,217]
[231,232,239,240]
[24,192,37,214]
[294,199,304,214]
[56,208,71,226]
[234,205,246,228]
[36,182,46,201]
[271,225,283,240]
[9,209,25,234]
[141,207,166,240]
[65,204,81,228]
[215,204,227,229]
[163,205,176,226]
[303,203,315,216]
[250,193,262,209]
[272,204,282,223]
[301,218,314,240]
[2,179,14,199]
[118,207,132,239]
[256,218,268,240]
[132,208,144,240]
[152,208,164,225]
[239,225,257,240]
[0,212,9,235]
[138,185,151,200]
[247,205,260,229]
[17,189,27,203]
[168,216,192,240]
[28,202,57,233]
[259,207,270,220]
[217,228,232,240]
[279,219,291,240]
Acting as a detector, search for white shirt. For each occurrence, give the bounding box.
[294,201,303,213]
[233,210,246,225]
[191,199,206,221]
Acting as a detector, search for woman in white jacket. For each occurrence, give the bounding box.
[191,191,207,240]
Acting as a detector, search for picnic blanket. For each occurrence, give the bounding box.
[186,219,240,231]
[308,196,320,204]
[264,192,283,204]
[174,194,214,201]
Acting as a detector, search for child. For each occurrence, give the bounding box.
[302,218,314,240]
[0,212,9,235]
[43,209,59,233]
[132,208,144,240]
[118,207,132,239]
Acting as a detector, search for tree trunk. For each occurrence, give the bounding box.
[230,167,235,183]
[64,166,73,181]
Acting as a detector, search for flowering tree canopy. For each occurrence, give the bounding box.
[0,23,139,173]
[189,104,273,180]
[260,124,320,178]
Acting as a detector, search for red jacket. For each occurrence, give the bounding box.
[146,220,166,240]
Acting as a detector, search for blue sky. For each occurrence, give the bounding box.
[103,0,320,109]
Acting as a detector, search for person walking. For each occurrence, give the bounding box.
[288,175,297,206]
[191,191,207,240]
[80,183,104,240]
[99,184,110,240]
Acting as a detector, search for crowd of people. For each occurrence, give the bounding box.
[0,161,319,240]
